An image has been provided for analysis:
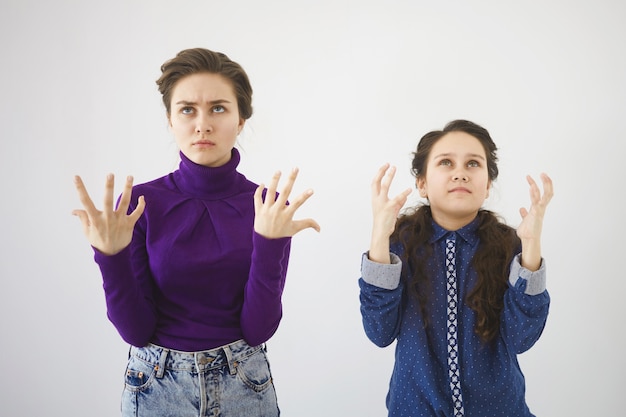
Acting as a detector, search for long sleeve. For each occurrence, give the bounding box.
[501,254,550,354]
[94,224,158,347]
[358,252,404,347]
[240,232,291,346]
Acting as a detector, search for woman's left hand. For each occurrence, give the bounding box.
[254,168,320,238]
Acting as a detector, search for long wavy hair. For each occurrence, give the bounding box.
[392,120,520,343]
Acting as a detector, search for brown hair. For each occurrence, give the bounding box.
[392,120,519,343]
[155,48,253,119]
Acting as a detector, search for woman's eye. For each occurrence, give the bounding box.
[181,107,194,115]
[213,105,225,113]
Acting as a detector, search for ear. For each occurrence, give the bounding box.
[416,177,427,198]
[485,179,492,199]
[237,118,245,135]
[166,112,173,128]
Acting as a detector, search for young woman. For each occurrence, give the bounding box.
[360,120,553,417]
[73,48,319,416]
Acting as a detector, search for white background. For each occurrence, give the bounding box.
[1,1,624,415]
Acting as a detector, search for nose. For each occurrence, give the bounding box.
[452,172,469,182]
[196,113,212,133]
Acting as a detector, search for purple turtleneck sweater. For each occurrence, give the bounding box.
[93,148,292,351]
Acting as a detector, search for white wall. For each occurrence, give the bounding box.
[1,0,624,415]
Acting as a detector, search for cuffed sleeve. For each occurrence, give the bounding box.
[508,254,546,296]
[501,254,550,354]
[361,252,403,290]
[359,251,404,347]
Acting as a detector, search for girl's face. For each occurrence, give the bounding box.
[168,72,244,167]
[417,131,491,230]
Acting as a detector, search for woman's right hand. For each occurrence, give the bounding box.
[72,174,145,256]
[369,164,412,263]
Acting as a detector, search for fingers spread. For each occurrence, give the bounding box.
[519,207,528,218]
[527,173,554,209]
[265,171,282,207]
[128,195,146,222]
[254,168,318,238]
[103,173,115,214]
[293,218,321,233]
[540,173,554,203]
[371,163,390,193]
[72,209,91,227]
[393,188,413,207]
[284,189,314,212]
[527,176,541,205]
[253,184,265,211]
[381,165,396,193]
[74,175,98,214]
[116,175,135,214]
[275,168,298,206]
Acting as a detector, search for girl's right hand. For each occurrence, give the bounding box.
[72,174,145,256]
[369,164,412,263]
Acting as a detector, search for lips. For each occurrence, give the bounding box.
[193,140,216,146]
[449,187,471,193]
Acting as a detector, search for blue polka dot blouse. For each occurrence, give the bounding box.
[359,218,549,417]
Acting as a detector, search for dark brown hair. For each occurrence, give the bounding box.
[156,48,253,119]
[392,120,519,343]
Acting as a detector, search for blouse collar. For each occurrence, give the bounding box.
[430,215,480,246]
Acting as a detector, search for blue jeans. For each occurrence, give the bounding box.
[121,340,280,417]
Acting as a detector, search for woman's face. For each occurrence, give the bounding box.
[417,131,491,230]
[168,72,244,167]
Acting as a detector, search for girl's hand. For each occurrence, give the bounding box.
[72,174,145,256]
[517,173,554,241]
[369,164,412,263]
[253,168,320,238]
[517,173,554,271]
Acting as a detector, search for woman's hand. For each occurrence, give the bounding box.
[517,173,554,271]
[369,164,412,263]
[72,174,145,256]
[253,168,320,239]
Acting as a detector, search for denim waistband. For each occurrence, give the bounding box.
[129,339,262,377]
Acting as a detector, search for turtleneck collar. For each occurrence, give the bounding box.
[173,148,245,200]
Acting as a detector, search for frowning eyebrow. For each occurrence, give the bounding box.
[174,99,232,106]
[433,152,486,160]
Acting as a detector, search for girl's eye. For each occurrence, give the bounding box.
[439,159,452,166]
[213,105,225,113]
[467,160,480,168]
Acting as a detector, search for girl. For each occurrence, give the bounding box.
[359,120,553,417]
[73,48,319,416]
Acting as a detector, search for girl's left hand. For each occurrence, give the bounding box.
[254,168,320,238]
[517,173,554,242]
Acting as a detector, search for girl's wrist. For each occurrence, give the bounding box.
[520,240,542,272]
